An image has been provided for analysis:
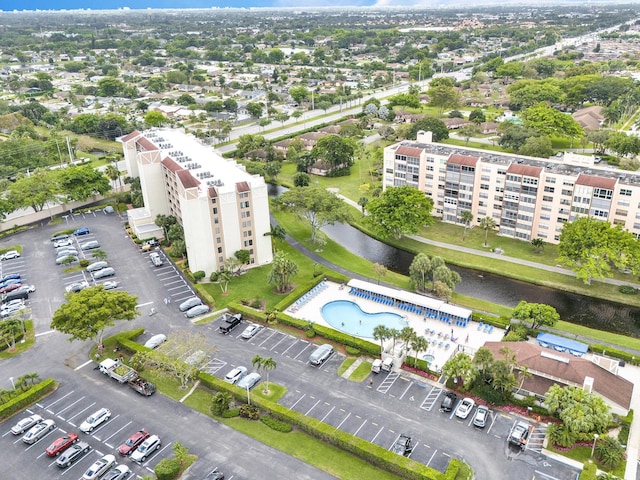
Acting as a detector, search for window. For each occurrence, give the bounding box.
[593,188,612,200]
[544,186,555,193]
[620,188,632,196]
[216,237,221,244]
[217,247,222,253]
[212,207,218,214]
[545,177,556,184]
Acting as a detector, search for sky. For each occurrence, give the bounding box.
[4,0,441,12]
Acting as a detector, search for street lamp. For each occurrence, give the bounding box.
[246,384,251,406]
[9,377,15,390]
[591,433,599,458]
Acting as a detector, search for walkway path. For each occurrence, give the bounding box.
[340,357,364,379]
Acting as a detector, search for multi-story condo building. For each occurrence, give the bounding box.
[121,128,273,274]
[383,131,640,244]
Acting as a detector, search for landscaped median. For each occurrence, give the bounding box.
[110,329,472,480]
[0,378,58,422]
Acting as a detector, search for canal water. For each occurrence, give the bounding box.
[270,185,640,336]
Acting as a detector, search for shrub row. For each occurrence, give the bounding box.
[261,415,293,432]
[198,371,461,480]
[588,343,640,366]
[113,328,146,352]
[155,458,181,480]
[273,273,348,312]
[0,379,58,422]
[472,312,509,328]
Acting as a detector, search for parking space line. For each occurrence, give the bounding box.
[398,380,414,400]
[371,426,385,443]
[305,399,321,416]
[25,428,57,450]
[92,414,119,440]
[144,441,172,468]
[74,360,94,371]
[354,419,367,436]
[258,330,277,347]
[270,334,291,352]
[43,391,75,410]
[280,338,299,357]
[427,448,438,465]
[376,372,399,394]
[486,411,498,434]
[289,393,306,410]
[336,412,351,429]
[103,420,132,443]
[407,439,419,458]
[59,449,93,475]
[293,342,311,360]
[66,401,96,422]
[320,406,335,423]
[56,397,86,417]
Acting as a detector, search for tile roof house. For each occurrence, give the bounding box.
[483,341,633,414]
[572,106,604,131]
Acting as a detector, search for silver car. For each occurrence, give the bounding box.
[178,296,202,312]
[103,465,132,480]
[130,434,161,462]
[241,323,261,339]
[56,441,91,468]
[11,414,43,435]
[56,255,78,265]
[237,372,261,390]
[22,419,56,444]
[185,304,210,318]
[93,267,115,279]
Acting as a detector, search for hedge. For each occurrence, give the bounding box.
[231,302,380,356]
[155,458,181,480]
[198,371,461,480]
[0,379,58,422]
[472,312,509,328]
[273,273,348,312]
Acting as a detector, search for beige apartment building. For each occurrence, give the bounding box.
[121,128,273,274]
[383,131,640,244]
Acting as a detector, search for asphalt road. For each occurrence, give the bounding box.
[0,211,580,480]
[0,212,336,480]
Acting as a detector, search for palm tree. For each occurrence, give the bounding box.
[410,335,429,367]
[91,249,108,262]
[531,238,545,253]
[104,164,120,190]
[261,357,277,394]
[372,325,390,354]
[479,216,497,247]
[460,210,474,239]
[264,225,286,253]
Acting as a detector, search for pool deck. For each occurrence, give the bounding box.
[285,281,505,370]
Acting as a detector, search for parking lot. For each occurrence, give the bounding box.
[0,211,580,480]
[1,388,174,480]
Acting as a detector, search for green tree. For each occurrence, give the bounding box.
[311,135,355,176]
[267,251,298,293]
[263,224,286,253]
[468,109,486,124]
[56,164,111,202]
[0,319,24,352]
[357,196,369,215]
[50,286,138,347]
[595,437,625,470]
[211,391,232,415]
[210,268,232,294]
[545,384,612,435]
[410,335,429,367]
[518,135,553,158]
[408,116,449,142]
[274,186,351,243]
[365,186,434,239]
[460,210,474,239]
[472,347,494,377]
[558,217,640,284]
[479,216,497,247]
[442,352,475,388]
[512,301,559,329]
[252,354,277,394]
[373,324,390,353]
[409,253,431,292]
[155,214,177,240]
[373,263,387,285]
[520,102,583,139]
[457,124,481,146]
[427,83,461,115]
[246,102,264,118]
[144,111,167,128]
[293,172,310,187]
[8,168,58,213]
[531,238,545,253]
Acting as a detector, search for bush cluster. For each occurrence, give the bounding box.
[239,404,260,419]
[154,458,181,480]
[260,415,293,432]
[619,285,638,295]
[222,408,240,418]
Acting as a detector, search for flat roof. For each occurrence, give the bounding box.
[141,128,266,196]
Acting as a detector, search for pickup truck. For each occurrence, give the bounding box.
[509,421,532,449]
[128,377,156,396]
[98,358,137,384]
[217,313,242,334]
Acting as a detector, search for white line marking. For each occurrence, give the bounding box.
[74,360,94,371]
[321,406,335,423]
[354,419,367,436]
[289,394,306,410]
[35,330,56,337]
[305,400,321,416]
[336,412,351,429]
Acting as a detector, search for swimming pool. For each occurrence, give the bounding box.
[320,300,407,338]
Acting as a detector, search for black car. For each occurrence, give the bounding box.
[205,468,224,480]
[391,434,413,456]
[218,313,242,334]
[440,391,457,412]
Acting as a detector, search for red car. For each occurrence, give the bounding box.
[45,433,78,457]
[0,283,21,294]
[118,429,150,456]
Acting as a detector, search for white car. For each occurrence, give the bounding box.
[11,414,43,435]
[224,366,248,384]
[1,250,20,260]
[130,434,161,462]
[103,465,132,480]
[144,334,167,349]
[22,419,56,444]
[82,454,116,480]
[54,238,73,248]
[241,323,261,339]
[80,408,111,433]
[455,397,475,420]
[2,299,26,313]
[0,303,25,317]
[66,281,89,293]
[102,280,119,290]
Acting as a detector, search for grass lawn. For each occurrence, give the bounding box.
[555,321,640,352]
[0,320,35,360]
[337,357,356,376]
[253,383,287,402]
[547,444,625,478]
[349,361,373,382]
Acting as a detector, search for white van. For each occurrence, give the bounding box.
[381,357,394,372]
[371,359,382,373]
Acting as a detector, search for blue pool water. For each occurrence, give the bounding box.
[320,300,407,338]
